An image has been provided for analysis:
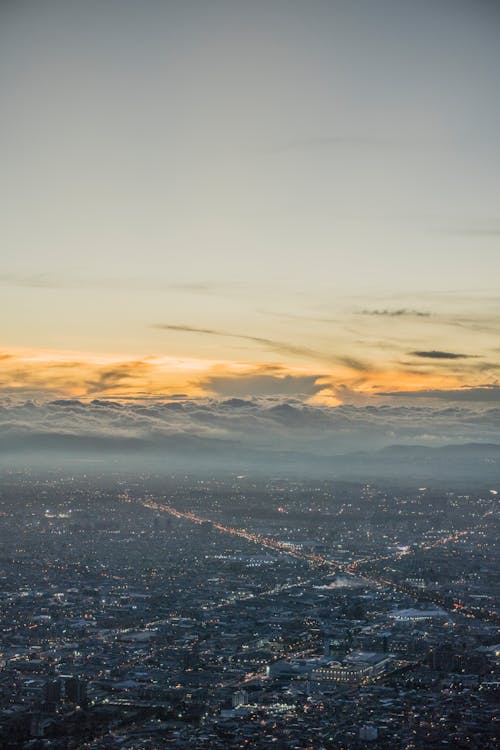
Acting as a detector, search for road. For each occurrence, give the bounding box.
[124,495,499,625]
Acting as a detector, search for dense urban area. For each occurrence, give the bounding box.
[0,470,498,749]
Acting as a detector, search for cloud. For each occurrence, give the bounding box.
[85,362,151,394]
[156,323,322,360]
[410,350,477,360]
[201,372,324,398]
[0,273,240,295]
[442,314,500,336]
[1,399,499,472]
[361,309,430,318]
[0,347,491,410]
[379,385,500,403]
[0,273,62,289]
[0,350,209,402]
[154,324,370,371]
[445,226,500,237]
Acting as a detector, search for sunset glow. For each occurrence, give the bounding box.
[0,345,475,405]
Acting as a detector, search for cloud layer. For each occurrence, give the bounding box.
[2,397,500,462]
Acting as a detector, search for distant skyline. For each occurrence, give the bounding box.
[1,1,499,406]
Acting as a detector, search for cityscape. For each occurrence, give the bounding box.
[0,470,498,748]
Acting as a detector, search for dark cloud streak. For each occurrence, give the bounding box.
[154,324,371,372]
[362,308,430,317]
[0,274,240,295]
[410,350,477,360]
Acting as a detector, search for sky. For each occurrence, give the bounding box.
[1,0,499,422]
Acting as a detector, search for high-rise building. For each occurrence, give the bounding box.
[232,690,248,708]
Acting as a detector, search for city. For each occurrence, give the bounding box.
[0,470,498,748]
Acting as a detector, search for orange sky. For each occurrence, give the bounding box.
[0,346,469,405]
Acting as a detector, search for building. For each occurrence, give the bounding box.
[359,723,378,741]
[311,652,393,685]
[232,690,248,708]
[389,607,447,622]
